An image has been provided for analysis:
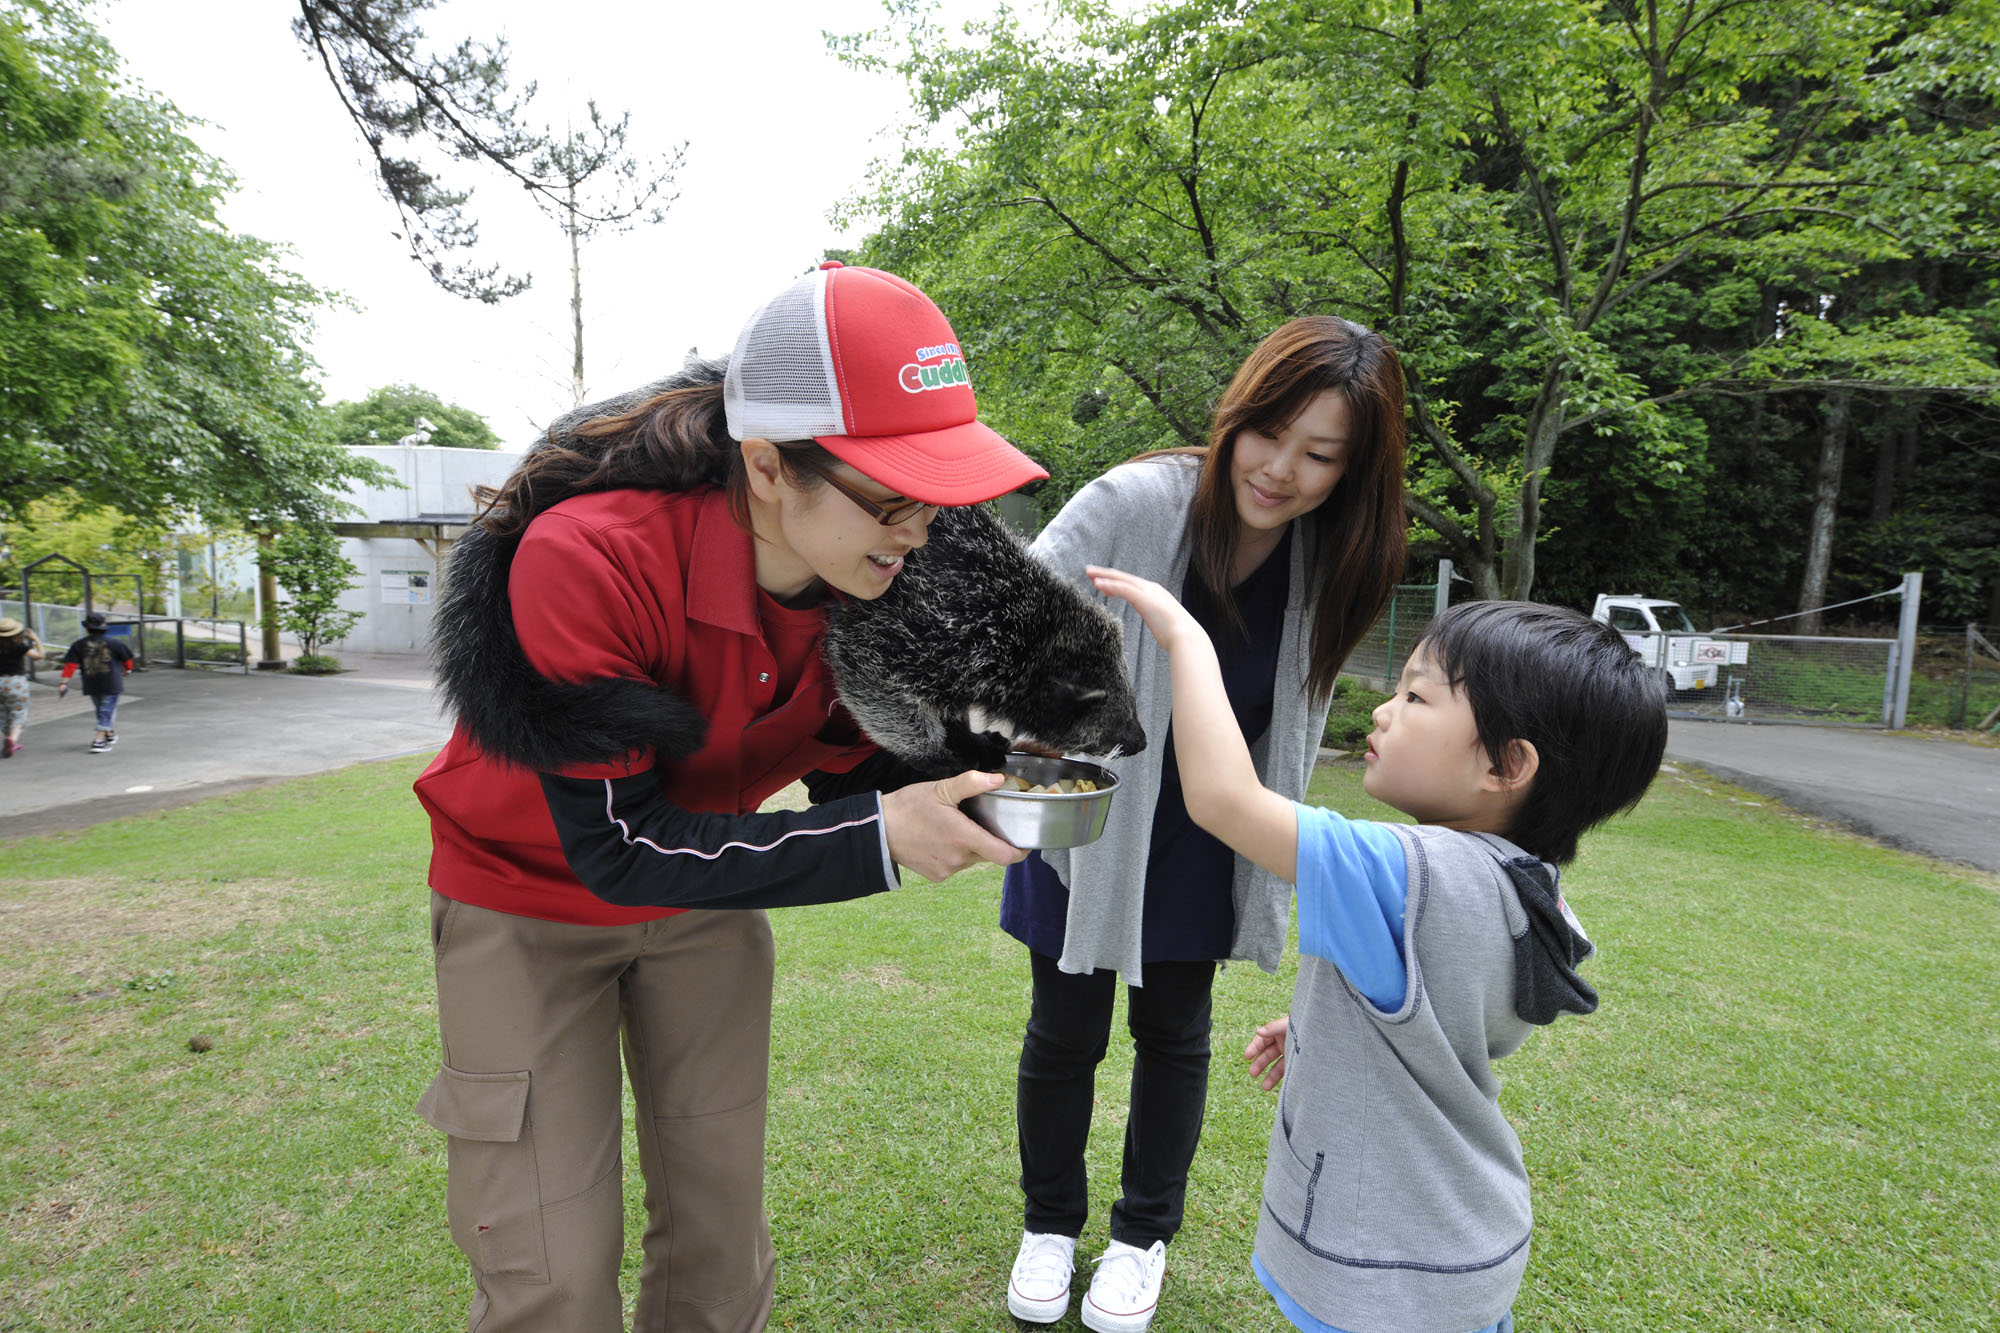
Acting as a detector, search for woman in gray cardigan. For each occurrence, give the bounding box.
[1001,318,1411,1333]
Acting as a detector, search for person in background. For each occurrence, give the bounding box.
[1001,318,1410,1333]
[415,262,1041,1333]
[1091,568,1665,1333]
[58,612,133,754]
[0,615,46,757]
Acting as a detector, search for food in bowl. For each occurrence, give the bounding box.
[995,775,1100,794]
[961,754,1120,850]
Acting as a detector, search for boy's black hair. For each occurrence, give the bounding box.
[1416,600,1667,865]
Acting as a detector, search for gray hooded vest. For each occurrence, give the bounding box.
[1256,824,1584,1333]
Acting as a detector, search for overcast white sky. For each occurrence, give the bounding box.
[97,0,953,447]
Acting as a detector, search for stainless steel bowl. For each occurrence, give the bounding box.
[960,754,1120,850]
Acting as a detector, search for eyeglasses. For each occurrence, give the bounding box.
[818,470,940,526]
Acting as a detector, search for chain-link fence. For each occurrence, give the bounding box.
[1666,624,1999,731]
[1343,583,1438,686]
[1938,625,2000,733]
[1667,633,1898,725]
[1336,573,1994,733]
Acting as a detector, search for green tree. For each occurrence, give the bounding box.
[0,1,390,528]
[324,384,501,449]
[263,524,363,661]
[0,492,184,615]
[846,0,1999,601]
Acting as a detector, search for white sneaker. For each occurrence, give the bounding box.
[1007,1230,1077,1324]
[1081,1239,1166,1333]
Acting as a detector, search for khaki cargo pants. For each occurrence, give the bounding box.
[418,894,777,1333]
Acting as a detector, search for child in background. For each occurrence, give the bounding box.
[1087,566,1666,1333]
[58,612,135,754]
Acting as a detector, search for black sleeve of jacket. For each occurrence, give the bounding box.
[539,770,896,910]
[803,748,930,804]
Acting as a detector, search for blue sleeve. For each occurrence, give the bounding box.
[1292,803,1409,1010]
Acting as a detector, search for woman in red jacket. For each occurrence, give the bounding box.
[415,264,1040,1333]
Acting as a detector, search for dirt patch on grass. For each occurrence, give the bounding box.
[0,876,315,952]
[839,962,919,990]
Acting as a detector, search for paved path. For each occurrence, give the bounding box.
[5,658,1997,875]
[0,653,451,837]
[1665,720,2000,874]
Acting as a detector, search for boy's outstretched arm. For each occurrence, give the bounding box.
[1088,566,1298,880]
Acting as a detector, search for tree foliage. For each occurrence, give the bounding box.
[293,0,543,302]
[845,0,1999,605]
[0,491,184,615]
[323,383,500,449]
[1,0,390,530]
[293,0,682,321]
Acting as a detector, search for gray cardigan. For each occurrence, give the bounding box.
[1032,455,1333,985]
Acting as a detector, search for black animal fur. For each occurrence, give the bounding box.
[431,361,725,772]
[434,520,716,772]
[823,504,1147,775]
[431,515,708,774]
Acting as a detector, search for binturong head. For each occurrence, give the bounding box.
[1364,600,1667,865]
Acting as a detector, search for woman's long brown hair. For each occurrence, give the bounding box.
[471,357,834,539]
[1138,317,1408,703]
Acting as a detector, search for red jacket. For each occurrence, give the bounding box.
[416,487,890,926]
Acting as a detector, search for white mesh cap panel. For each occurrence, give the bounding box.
[723,270,846,441]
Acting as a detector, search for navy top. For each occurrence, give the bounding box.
[1001,529,1293,966]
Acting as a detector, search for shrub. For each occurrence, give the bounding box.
[181,640,243,664]
[1323,678,1389,750]
[290,653,344,675]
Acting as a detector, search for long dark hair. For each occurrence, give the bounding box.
[1137,317,1408,702]
[471,357,837,538]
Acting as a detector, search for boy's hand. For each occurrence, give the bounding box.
[56,682,67,698]
[1086,566,1202,651]
[1244,1015,1290,1091]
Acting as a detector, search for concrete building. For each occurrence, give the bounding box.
[327,445,518,655]
[318,443,1045,659]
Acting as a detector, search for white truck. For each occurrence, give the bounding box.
[1590,595,1749,694]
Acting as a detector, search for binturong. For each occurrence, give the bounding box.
[824,504,1147,776]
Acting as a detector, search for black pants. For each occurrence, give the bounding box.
[1015,949,1218,1247]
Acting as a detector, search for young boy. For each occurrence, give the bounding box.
[58,612,135,754]
[1086,567,1667,1333]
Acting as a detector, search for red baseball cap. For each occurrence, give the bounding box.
[722,262,1048,505]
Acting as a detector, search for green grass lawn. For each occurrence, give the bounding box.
[1,756,1995,1331]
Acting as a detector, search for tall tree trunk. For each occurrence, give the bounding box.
[1796,388,1852,635]
[1870,424,1897,523]
[1502,364,1568,600]
[256,529,281,667]
[1871,401,1920,523]
[568,180,585,408]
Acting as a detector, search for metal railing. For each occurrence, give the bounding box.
[2,601,250,676]
[147,616,252,673]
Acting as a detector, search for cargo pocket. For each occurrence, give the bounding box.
[417,1064,548,1283]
